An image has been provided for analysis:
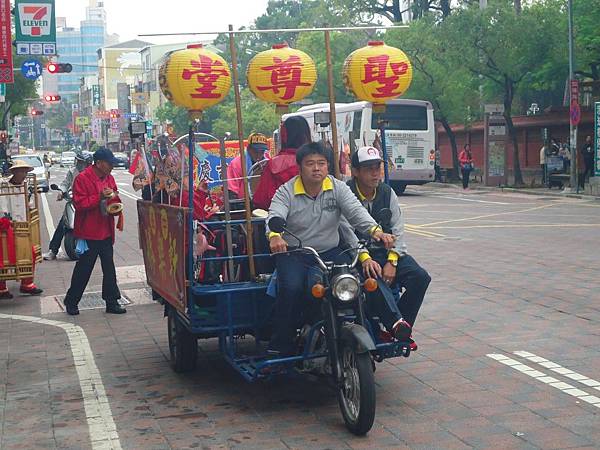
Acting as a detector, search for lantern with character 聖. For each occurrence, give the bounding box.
[343,41,413,112]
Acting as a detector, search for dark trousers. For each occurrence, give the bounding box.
[64,238,121,306]
[269,247,346,354]
[582,157,594,186]
[367,254,430,331]
[541,164,546,184]
[461,168,471,189]
[48,216,66,254]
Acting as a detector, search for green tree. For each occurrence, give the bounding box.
[1,55,39,129]
[155,102,201,136]
[574,0,600,80]
[45,102,71,130]
[209,90,281,139]
[388,19,479,179]
[447,1,565,186]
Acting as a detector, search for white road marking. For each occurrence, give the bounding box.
[0,314,122,449]
[514,351,600,392]
[118,189,141,201]
[40,193,56,239]
[438,195,510,205]
[487,353,600,408]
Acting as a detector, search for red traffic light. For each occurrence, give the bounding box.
[44,94,61,102]
[31,110,44,116]
[46,62,72,74]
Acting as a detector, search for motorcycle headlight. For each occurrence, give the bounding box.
[332,274,360,302]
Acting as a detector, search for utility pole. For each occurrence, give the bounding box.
[568,0,578,192]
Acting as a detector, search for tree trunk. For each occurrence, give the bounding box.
[440,0,451,18]
[514,0,522,14]
[439,116,460,181]
[391,0,402,22]
[503,78,524,186]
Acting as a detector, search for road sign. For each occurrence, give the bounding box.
[570,102,581,127]
[14,0,57,56]
[0,83,5,102]
[124,112,139,119]
[21,60,43,80]
[484,104,504,115]
[570,79,579,103]
[0,0,14,83]
[92,85,101,106]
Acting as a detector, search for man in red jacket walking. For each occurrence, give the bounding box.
[63,148,126,316]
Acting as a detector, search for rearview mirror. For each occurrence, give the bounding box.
[374,207,392,224]
[268,216,286,233]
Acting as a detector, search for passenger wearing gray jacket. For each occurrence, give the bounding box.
[266,141,395,356]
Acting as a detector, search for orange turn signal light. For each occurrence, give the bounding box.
[311,283,326,298]
[364,278,378,292]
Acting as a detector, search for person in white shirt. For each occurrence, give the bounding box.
[0,160,43,298]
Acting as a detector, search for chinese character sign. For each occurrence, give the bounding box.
[247,43,317,109]
[343,41,413,106]
[0,0,13,83]
[159,44,231,118]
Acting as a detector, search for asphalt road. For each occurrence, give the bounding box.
[0,176,599,449]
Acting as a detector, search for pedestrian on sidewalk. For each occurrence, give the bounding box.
[63,148,126,316]
[43,152,92,260]
[0,160,44,298]
[580,135,594,188]
[540,144,547,185]
[459,144,474,190]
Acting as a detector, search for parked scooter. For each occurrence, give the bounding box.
[50,183,78,261]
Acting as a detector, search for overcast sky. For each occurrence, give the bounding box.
[56,0,271,43]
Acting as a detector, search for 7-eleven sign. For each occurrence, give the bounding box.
[18,2,52,36]
[15,0,56,54]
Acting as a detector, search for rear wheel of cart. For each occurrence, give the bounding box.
[167,306,198,373]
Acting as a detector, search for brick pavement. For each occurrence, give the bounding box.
[0,188,599,449]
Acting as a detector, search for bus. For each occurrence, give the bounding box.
[281,99,435,194]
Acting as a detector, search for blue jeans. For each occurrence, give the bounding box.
[367,254,431,331]
[269,247,347,354]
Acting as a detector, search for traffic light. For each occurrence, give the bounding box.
[46,62,72,74]
[44,94,61,102]
[31,110,44,116]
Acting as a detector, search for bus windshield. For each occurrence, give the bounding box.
[372,104,429,131]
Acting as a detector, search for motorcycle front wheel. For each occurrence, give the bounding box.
[337,343,376,435]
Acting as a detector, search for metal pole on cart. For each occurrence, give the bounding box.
[187,123,195,285]
[228,24,256,279]
[218,134,235,279]
[324,29,341,180]
[378,118,390,184]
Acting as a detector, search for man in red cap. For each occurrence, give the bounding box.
[63,148,125,315]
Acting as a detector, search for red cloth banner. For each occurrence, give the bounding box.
[0,0,14,84]
[137,202,188,312]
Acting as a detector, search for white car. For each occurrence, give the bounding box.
[60,151,76,167]
[12,154,50,192]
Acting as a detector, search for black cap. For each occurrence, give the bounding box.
[93,148,119,165]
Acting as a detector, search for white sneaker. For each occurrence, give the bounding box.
[42,251,57,260]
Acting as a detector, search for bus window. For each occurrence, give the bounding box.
[371,105,428,131]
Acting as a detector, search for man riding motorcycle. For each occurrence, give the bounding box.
[345,146,431,350]
[266,141,398,356]
[43,152,92,260]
